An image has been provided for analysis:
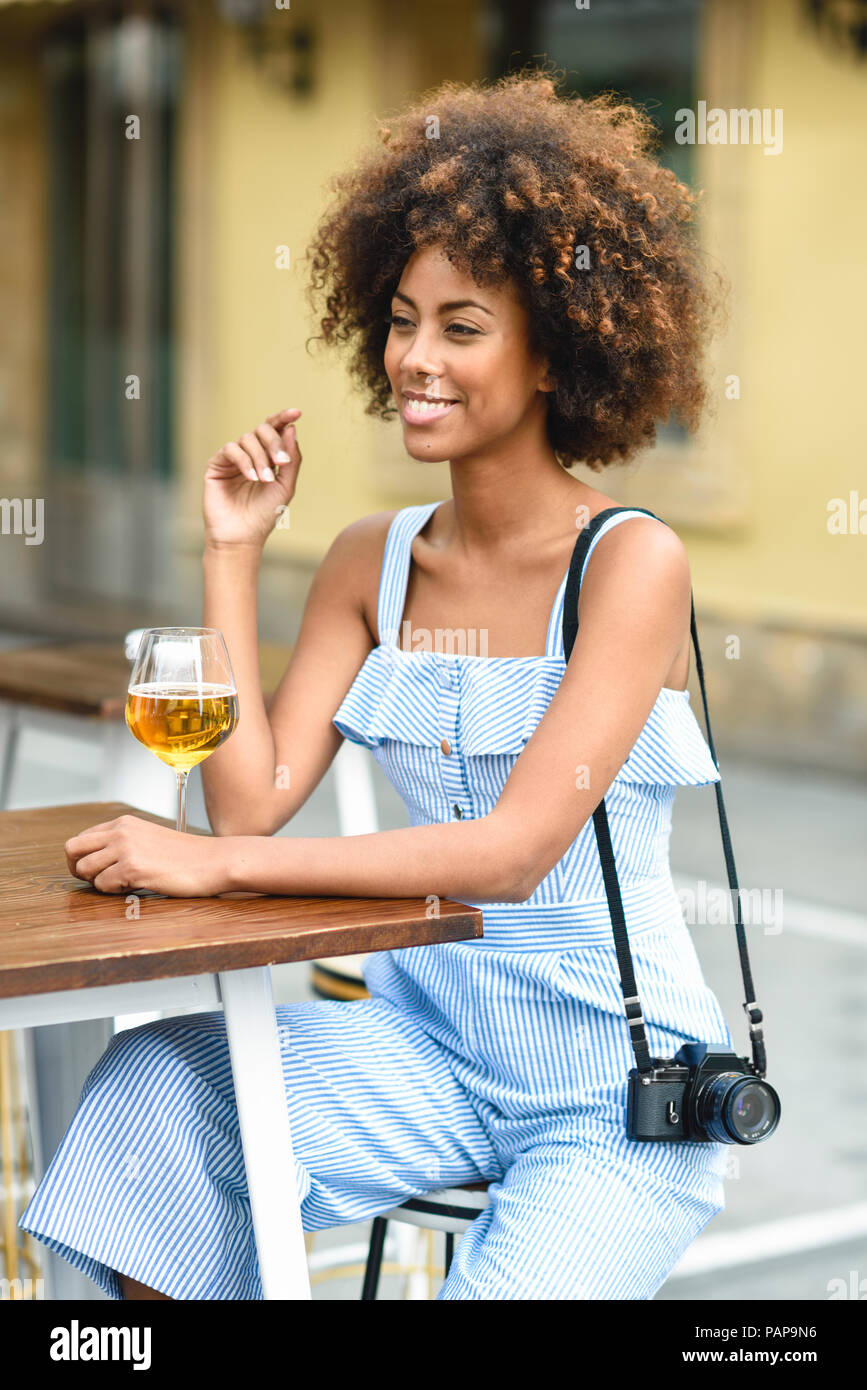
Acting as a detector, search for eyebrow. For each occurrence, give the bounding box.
[392,290,495,317]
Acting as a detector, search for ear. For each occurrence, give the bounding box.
[533,345,556,393]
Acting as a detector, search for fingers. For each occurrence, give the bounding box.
[278,420,302,475]
[92,865,130,895]
[253,422,296,475]
[72,847,122,886]
[265,406,302,430]
[64,815,138,884]
[218,441,259,483]
[239,431,276,482]
[212,409,303,485]
[65,821,119,877]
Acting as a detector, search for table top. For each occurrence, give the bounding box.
[0,641,293,718]
[0,802,483,998]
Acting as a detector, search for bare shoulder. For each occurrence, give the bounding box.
[596,511,688,564]
[321,509,399,572]
[578,512,691,614]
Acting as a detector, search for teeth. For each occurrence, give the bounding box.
[405,397,455,414]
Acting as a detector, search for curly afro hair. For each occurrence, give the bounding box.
[306,70,726,470]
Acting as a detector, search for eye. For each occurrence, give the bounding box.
[385,313,482,336]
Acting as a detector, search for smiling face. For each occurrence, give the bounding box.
[383,244,554,462]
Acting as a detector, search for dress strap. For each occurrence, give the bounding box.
[376,500,442,647]
[544,573,570,657]
[547,508,664,658]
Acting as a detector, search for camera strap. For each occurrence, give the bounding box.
[562,506,767,1078]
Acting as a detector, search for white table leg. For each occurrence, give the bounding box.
[217,965,311,1300]
[0,701,21,810]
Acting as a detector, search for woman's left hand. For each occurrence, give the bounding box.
[65,815,231,897]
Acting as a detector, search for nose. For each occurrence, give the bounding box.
[397,327,444,383]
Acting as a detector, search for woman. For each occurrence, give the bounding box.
[20,73,733,1300]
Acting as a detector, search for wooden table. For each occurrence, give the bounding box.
[0,801,483,1299]
[0,640,293,813]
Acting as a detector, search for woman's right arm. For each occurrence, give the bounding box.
[198,407,390,838]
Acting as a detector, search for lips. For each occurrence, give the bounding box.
[402,389,459,402]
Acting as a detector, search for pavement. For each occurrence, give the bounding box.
[2,628,864,1301]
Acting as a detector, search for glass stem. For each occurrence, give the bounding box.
[176,770,189,834]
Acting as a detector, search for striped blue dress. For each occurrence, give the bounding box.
[20,501,733,1301]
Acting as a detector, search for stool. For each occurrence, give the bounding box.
[361,1183,491,1300]
[309,954,369,1002]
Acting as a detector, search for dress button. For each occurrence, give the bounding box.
[440,738,451,755]
[453,803,463,819]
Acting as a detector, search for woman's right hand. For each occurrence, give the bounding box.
[203,407,302,550]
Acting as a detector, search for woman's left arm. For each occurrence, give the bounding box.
[489,516,692,898]
[66,519,690,901]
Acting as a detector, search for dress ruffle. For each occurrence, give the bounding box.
[332,645,720,787]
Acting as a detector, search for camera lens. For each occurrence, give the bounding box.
[695,1072,781,1144]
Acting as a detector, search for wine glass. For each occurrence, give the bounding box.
[125,628,239,833]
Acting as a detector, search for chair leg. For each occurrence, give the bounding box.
[444,1232,455,1279]
[361,1216,388,1301]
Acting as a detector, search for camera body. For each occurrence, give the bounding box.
[627,1042,781,1144]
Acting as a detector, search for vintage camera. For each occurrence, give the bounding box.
[627,1042,781,1144]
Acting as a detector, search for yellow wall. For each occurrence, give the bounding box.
[177,0,482,565]
[685,0,867,633]
[181,0,866,635]
[0,24,45,502]
[2,0,862,640]
[177,0,382,558]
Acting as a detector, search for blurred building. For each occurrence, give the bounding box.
[0,0,864,773]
